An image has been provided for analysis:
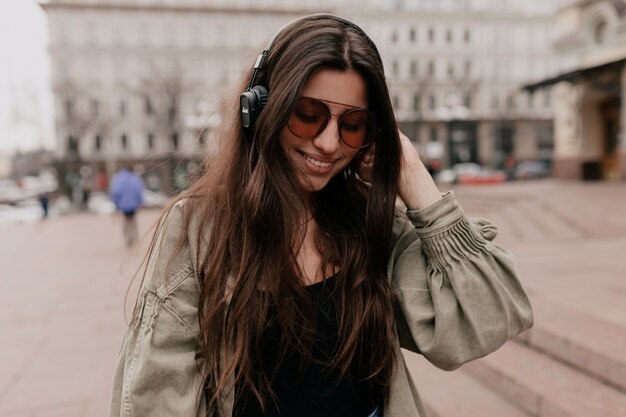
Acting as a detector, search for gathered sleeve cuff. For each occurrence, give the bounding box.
[405,191,497,272]
[390,191,533,370]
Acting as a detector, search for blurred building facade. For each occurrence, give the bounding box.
[525,0,626,181]
[42,0,569,191]
[351,0,571,171]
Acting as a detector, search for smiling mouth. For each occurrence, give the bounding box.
[300,152,334,168]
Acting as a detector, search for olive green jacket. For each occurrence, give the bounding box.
[108,191,533,417]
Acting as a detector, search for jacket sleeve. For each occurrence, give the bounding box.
[108,202,207,417]
[389,191,533,371]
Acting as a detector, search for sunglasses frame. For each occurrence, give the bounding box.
[287,96,377,149]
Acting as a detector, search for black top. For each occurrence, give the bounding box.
[232,274,375,417]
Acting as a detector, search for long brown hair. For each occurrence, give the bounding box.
[161,15,401,413]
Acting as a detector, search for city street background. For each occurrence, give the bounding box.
[2,0,626,416]
[1,180,626,416]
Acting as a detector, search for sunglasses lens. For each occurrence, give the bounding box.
[288,98,328,138]
[340,110,372,148]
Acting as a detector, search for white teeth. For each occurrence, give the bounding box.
[302,154,332,168]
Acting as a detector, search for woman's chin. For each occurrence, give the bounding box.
[296,175,331,194]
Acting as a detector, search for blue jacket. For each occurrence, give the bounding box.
[109,169,144,213]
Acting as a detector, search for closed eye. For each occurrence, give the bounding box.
[342,123,362,132]
[295,110,323,124]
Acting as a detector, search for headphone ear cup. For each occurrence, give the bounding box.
[253,85,269,109]
[240,85,269,129]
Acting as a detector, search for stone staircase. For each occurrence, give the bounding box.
[403,181,626,417]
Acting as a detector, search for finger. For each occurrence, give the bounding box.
[363,144,375,161]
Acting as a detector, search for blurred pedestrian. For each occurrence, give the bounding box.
[504,154,516,181]
[38,192,49,219]
[108,165,144,246]
[80,175,92,211]
[96,170,108,192]
[109,14,532,417]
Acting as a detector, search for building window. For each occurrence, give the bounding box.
[495,124,515,161]
[409,28,416,42]
[120,100,126,117]
[427,60,435,77]
[65,99,73,118]
[463,92,472,109]
[506,94,515,110]
[464,28,470,43]
[410,60,417,77]
[428,28,435,43]
[198,130,206,147]
[391,30,398,43]
[429,94,436,110]
[447,61,454,78]
[392,60,399,76]
[446,29,452,43]
[147,133,154,150]
[464,60,471,77]
[121,134,128,150]
[429,127,437,142]
[171,132,179,150]
[492,95,500,110]
[145,97,153,116]
[94,134,102,152]
[91,99,99,117]
[392,95,399,109]
[413,94,421,112]
[67,135,78,153]
[543,89,551,108]
[537,124,554,158]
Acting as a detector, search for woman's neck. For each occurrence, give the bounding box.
[295,218,338,286]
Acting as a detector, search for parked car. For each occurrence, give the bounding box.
[457,167,507,185]
[143,190,170,208]
[435,163,481,185]
[435,163,507,185]
[514,161,551,180]
[0,200,43,224]
[87,191,116,215]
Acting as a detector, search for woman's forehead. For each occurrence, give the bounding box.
[300,68,368,109]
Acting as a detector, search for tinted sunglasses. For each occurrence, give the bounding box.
[287,97,377,149]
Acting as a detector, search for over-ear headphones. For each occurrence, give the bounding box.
[239,13,377,131]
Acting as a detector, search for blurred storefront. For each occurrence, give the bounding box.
[524,0,626,181]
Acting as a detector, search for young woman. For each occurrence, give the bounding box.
[108,14,533,417]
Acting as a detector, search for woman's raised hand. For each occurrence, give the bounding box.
[357,130,442,210]
[357,144,375,183]
[397,130,442,210]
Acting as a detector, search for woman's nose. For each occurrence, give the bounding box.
[312,118,341,154]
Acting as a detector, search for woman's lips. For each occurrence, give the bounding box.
[298,151,336,174]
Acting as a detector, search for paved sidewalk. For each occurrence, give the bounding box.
[0,180,625,416]
[0,211,159,417]
[406,180,626,417]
